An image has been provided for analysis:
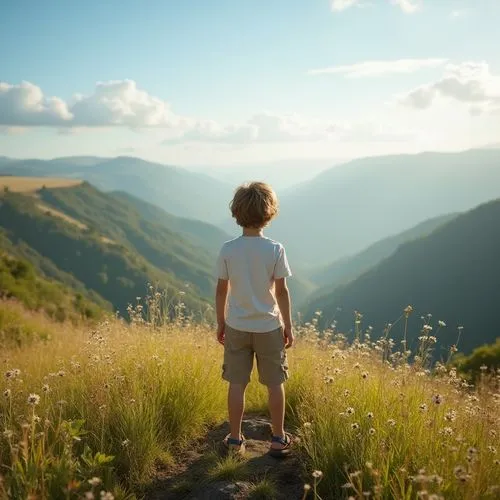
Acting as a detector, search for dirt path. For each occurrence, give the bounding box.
[148,416,305,500]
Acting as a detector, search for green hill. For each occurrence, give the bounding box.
[304,198,500,355]
[0,245,106,323]
[111,190,231,255]
[0,181,220,317]
[0,156,233,224]
[309,213,457,294]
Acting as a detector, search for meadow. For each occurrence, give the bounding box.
[0,295,499,500]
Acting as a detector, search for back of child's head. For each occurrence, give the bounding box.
[230,182,278,228]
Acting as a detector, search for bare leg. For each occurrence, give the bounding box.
[228,383,247,440]
[268,384,286,449]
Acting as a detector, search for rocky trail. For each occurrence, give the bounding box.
[148,416,306,500]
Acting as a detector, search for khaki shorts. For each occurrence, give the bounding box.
[222,324,289,386]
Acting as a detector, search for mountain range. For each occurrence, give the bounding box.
[1,148,500,356]
[304,198,500,355]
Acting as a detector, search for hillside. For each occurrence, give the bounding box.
[309,213,457,291]
[0,181,220,316]
[0,156,234,224]
[0,245,106,324]
[304,198,500,355]
[269,148,500,265]
[111,190,231,255]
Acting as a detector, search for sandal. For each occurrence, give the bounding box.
[269,432,292,458]
[223,433,246,456]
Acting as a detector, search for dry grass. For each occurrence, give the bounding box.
[0,176,82,193]
[0,301,499,499]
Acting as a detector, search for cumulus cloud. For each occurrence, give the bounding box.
[331,0,421,13]
[0,80,182,128]
[309,58,447,77]
[0,81,73,126]
[399,62,500,114]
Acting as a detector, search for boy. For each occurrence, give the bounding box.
[215,182,294,458]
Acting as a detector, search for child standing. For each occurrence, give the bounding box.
[215,182,294,457]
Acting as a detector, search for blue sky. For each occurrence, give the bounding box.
[1,0,499,166]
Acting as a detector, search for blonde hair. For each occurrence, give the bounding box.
[230,182,279,228]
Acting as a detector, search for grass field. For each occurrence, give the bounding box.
[0,177,82,193]
[0,298,499,499]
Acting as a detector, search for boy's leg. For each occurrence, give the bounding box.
[268,383,286,448]
[228,383,247,440]
[222,325,253,442]
[253,327,290,449]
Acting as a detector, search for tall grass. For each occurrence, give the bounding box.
[0,300,499,499]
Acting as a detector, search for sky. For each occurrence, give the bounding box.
[0,0,499,169]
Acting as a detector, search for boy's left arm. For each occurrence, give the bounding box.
[215,278,229,345]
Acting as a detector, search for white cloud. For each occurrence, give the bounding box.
[391,0,421,14]
[399,62,500,114]
[0,81,73,126]
[331,0,421,13]
[331,0,360,11]
[309,58,447,77]
[0,80,182,128]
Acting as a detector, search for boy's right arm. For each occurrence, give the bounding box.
[275,278,294,348]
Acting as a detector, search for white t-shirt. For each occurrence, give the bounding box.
[216,236,292,333]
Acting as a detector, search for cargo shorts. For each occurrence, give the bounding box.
[222,324,289,386]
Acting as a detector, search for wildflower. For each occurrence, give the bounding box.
[480,365,488,372]
[404,305,413,315]
[438,320,446,327]
[57,370,66,377]
[121,439,130,448]
[3,389,11,398]
[343,389,350,397]
[100,492,114,500]
[32,415,41,424]
[42,384,50,393]
[467,447,478,456]
[303,484,311,491]
[303,422,312,429]
[4,370,13,379]
[312,470,323,479]
[27,393,41,406]
[453,466,466,478]
[346,407,355,416]
[367,412,374,419]
[387,419,396,427]
[445,410,457,422]
[361,371,369,379]
[88,477,102,487]
[368,428,376,436]
[419,403,428,412]
[432,394,443,405]
[488,446,497,454]
[351,423,360,430]
[442,427,454,437]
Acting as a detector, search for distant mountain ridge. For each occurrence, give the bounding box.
[0,156,234,224]
[304,198,500,355]
[269,148,500,265]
